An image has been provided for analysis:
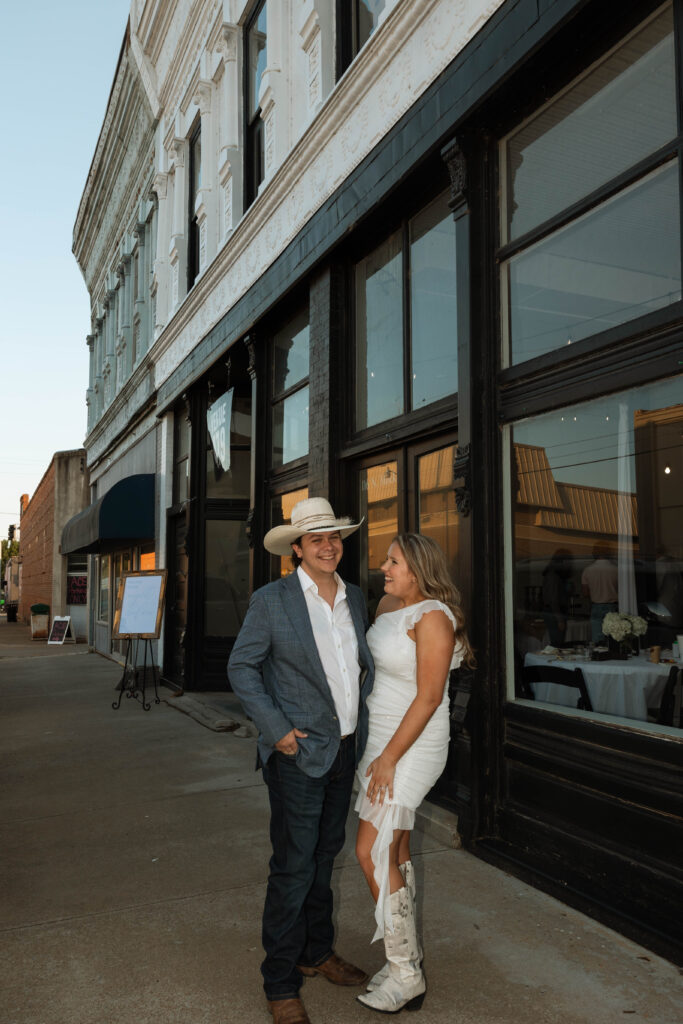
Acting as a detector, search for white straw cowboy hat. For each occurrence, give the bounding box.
[263,497,363,557]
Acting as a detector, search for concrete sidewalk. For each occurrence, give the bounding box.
[0,632,680,1024]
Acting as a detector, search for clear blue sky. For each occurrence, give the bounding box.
[0,1,131,539]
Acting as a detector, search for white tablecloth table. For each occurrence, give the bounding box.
[523,652,672,721]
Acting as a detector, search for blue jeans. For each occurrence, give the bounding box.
[260,734,356,1001]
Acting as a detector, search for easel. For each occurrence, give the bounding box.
[111,570,167,713]
[112,636,160,712]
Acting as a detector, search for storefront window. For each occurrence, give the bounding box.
[204,520,250,636]
[418,445,459,580]
[507,374,683,731]
[356,233,404,429]
[97,556,110,622]
[356,193,458,430]
[206,388,251,499]
[270,487,309,579]
[506,161,680,364]
[501,4,680,366]
[173,406,191,504]
[359,461,399,618]
[66,554,88,605]
[139,544,155,571]
[272,309,310,467]
[410,195,458,409]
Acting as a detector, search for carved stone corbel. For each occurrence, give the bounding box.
[453,442,472,517]
[441,137,468,209]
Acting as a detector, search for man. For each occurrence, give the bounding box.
[581,542,619,643]
[228,497,374,1024]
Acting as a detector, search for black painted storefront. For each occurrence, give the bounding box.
[157,0,683,962]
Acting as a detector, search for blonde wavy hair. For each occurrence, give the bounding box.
[392,533,476,668]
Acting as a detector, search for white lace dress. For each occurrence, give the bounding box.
[355,599,463,940]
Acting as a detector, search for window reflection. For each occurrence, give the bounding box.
[273,312,310,393]
[204,520,250,636]
[206,390,252,499]
[273,386,309,466]
[418,445,459,580]
[410,196,458,408]
[503,5,676,242]
[506,161,681,364]
[356,233,403,429]
[510,375,683,727]
[359,461,399,617]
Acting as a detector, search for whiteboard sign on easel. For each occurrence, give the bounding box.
[113,571,168,639]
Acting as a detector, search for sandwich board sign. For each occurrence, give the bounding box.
[48,616,75,645]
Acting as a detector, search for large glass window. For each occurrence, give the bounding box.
[272,309,310,467]
[97,556,110,622]
[339,0,387,73]
[206,387,251,499]
[418,445,458,580]
[246,1,268,207]
[508,374,683,732]
[204,520,250,636]
[355,192,458,431]
[359,461,399,618]
[501,4,680,366]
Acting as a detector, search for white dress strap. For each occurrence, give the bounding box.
[403,600,457,632]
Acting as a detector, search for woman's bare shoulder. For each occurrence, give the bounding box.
[374,594,402,619]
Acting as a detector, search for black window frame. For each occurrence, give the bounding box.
[244,0,268,210]
[495,0,683,391]
[268,305,311,475]
[187,118,202,292]
[348,188,461,447]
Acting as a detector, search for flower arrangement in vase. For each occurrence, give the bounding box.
[601,612,648,658]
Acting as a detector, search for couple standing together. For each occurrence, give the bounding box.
[228,497,474,1023]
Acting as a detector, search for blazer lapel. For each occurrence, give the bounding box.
[345,585,370,669]
[280,573,331,694]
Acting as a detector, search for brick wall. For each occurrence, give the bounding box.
[18,463,56,622]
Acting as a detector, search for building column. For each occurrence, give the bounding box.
[86,334,95,434]
[151,170,169,334]
[168,139,188,310]
[192,80,217,274]
[216,22,242,242]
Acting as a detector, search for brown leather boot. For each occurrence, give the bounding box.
[297,952,368,986]
[267,997,310,1024]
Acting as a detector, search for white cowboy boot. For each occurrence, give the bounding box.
[367,861,424,991]
[357,887,426,1013]
[366,863,406,991]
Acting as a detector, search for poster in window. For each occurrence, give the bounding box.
[67,574,88,604]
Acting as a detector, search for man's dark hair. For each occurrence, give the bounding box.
[291,536,303,569]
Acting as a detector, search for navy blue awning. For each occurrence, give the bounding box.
[61,474,155,554]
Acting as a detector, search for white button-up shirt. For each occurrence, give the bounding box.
[297,566,361,736]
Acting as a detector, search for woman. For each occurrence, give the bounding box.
[355,533,475,1013]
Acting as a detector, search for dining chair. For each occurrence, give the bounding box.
[522,664,593,712]
[657,666,683,728]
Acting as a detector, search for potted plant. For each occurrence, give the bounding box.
[601,611,648,658]
[30,603,50,640]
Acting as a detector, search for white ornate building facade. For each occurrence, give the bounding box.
[68,0,683,962]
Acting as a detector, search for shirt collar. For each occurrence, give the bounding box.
[297,565,346,598]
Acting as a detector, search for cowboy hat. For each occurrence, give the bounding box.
[263,497,363,556]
